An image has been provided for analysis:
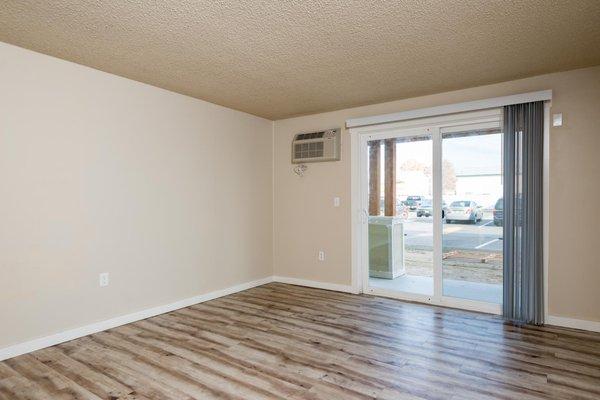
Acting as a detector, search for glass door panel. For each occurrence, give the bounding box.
[367,134,434,296]
[441,128,503,304]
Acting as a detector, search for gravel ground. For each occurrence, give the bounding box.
[404,248,502,284]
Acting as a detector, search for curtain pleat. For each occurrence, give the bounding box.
[502,101,544,325]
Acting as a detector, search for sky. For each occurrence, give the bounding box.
[376,133,502,176]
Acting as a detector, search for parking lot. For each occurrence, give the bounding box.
[402,211,502,252]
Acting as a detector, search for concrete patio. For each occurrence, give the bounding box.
[369,275,502,304]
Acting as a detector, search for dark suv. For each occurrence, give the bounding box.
[404,195,423,210]
[493,198,503,226]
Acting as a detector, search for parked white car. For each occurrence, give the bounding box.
[446,200,483,224]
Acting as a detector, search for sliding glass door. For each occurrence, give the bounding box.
[360,110,503,313]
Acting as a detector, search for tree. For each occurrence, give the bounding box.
[442,159,457,194]
[400,159,425,172]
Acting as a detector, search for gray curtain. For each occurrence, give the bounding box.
[503,101,544,325]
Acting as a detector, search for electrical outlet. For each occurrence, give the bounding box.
[333,197,340,207]
[99,272,109,287]
[318,251,325,261]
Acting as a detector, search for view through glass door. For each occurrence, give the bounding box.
[367,133,434,297]
[362,112,503,312]
[442,127,503,304]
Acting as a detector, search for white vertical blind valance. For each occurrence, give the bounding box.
[346,90,552,129]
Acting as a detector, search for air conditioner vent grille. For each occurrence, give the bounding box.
[294,142,324,159]
[297,131,325,140]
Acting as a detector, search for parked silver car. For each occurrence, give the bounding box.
[446,200,483,224]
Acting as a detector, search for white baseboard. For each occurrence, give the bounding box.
[546,315,600,333]
[272,276,358,294]
[5,277,598,362]
[276,277,600,334]
[0,276,273,362]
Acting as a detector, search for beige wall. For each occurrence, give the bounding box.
[0,42,273,348]
[274,66,600,323]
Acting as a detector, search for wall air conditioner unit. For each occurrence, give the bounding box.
[292,128,341,163]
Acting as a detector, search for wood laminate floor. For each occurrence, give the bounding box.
[1,283,600,399]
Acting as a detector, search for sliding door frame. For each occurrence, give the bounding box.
[354,108,504,314]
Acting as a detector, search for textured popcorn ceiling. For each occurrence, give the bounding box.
[2,1,600,119]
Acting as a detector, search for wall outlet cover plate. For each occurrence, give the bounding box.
[553,113,563,127]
